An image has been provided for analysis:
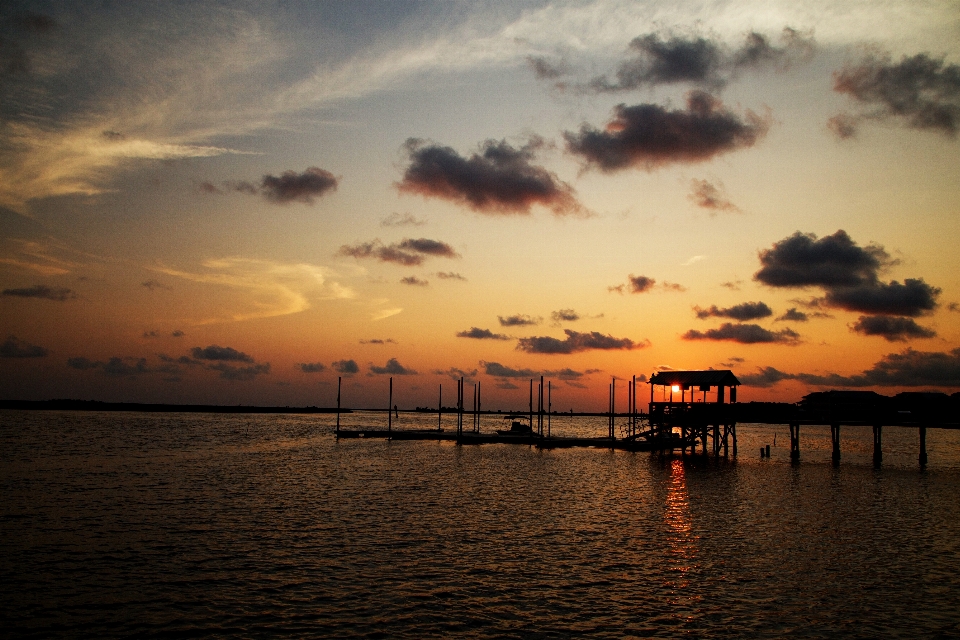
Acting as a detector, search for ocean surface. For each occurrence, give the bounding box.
[3,409,960,638]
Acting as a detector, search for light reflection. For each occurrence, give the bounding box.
[664,458,699,594]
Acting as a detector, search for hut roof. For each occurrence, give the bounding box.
[648,370,740,387]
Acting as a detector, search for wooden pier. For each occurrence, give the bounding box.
[334,374,960,467]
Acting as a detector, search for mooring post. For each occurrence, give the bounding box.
[336,376,341,435]
[789,423,799,462]
[611,378,616,440]
[873,425,882,467]
[529,379,533,436]
[732,424,737,457]
[477,380,481,433]
[831,424,841,465]
[919,426,928,467]
[438,384,442,431]
[548,381,552,438]
[388,377,393,432]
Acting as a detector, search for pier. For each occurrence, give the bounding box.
[334,373,960,467]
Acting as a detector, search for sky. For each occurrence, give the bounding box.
[2,0,960,410]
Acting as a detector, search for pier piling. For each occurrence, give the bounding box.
[919,426,928,467]
[831,423,841,465]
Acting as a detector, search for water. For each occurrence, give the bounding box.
[3,410,960,638]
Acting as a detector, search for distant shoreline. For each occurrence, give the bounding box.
[0,399,349,414]
[0,399,619,417]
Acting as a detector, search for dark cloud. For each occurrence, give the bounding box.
[199,181,221,194]
[171,330,185,337]
[825,279,940,317]
[721,280,743,290]
[776,308,809,322]
[1,335,47,358]
[400,276,428,286]
[738,366,797,388]
[949,302,960,312]
[589,28,813,92]
[436,272,466,281]
[682,323,800,344]
[333,359,360,375]
[381,212,425,227]
[551,308,580,323]
[517,329,646,354]
[595,33,723,90]
[481,361,538,378]
[260,167,338,204]
[851,315,936,342]
[496,381,520,389]
[564,91,768,172]
[527,55,568,80]
[832,52,960,137]
[629,275,656,293]
[397,138,586,216]
[0,11,56,79]
[141,280,171,291]
[369,358,417,375]
[662,282,687,292]
[456,327,511,340]
[689,179,739,213]
[695,301,773,321]
[542,367,587,380]
[68,356,149,377]
[498,314,541,327]
[755,230,892,288]
[209,362,270,381]
[190,345,254,363]
[297,362,327,373]
[360,338,396,345]
[338,238,459,267]
[2,284,74,301]
[754,230,939,317]
[434,367,479,381]
[798,348,960,388]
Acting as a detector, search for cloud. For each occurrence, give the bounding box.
[369,357,417,375]
[498,314,541,327]
[436,271,466,281]
[171,330,185,337]
[850,315,936,342]
[543,367,589,380]
[516,329,646,354]
[682,323,800,344]
[551,308,580,323]
[825,279,940,317]
[564,91,769,172]
[297,362,326,373]
[832,52,960,137]
[400,276,428,286]
[588,28,814,92]
[496,381,520,389]
[755,230,893,288]
[259,167,338,204]
[141,280,171,291]
[689,179,739,213]
[381,212,425,227]
[721,280,742,290]
[434,366,479,381]
[360,338,396,345]
[629,275,656,293]
[776,308,809,322]
[456,327,511,340]
[339,238,459,267]
[738,366,797,388]
[695,301,773,321]
[208,362,270,381]
[2,284,74,301]
[371,307,402,321]
[190,345,254,363]
[397,137,587,217]
[150,257,348,323]
[661,282,687,292]
[481,361,538,378]
[754,230,941,318]
[143,331,159,338]
[68,356,150,377]
[333,359,360,375]
[1,335,47,358]
[797,348,960,388]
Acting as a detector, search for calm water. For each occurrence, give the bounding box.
[3,410,960,638]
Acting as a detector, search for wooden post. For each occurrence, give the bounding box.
[477,380,481,433]
[438,384,442,431]
[611,378,615,440]
[336,376,341,434]
[919,426,928,466]
[789,423,799,462]
[829,424,837,462]
[548,381,552,438]
[529,379,533,435]
[732,424,737,457]
[388,377,393,432]
[873,424,882,467]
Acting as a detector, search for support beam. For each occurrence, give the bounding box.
[831,423,841,465]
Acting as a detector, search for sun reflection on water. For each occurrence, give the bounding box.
[664,458,699,598]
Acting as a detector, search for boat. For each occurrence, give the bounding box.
[496,414,538,437]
